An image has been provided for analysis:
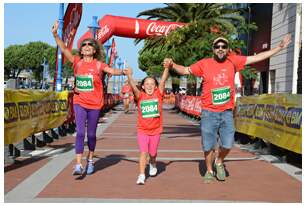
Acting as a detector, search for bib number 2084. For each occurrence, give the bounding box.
[211,87,230,105]
[76,75,94,92]
[140,99,160,118]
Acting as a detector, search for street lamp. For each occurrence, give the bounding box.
[103,39,112,64]
[112,54,118,94]
[41,57,49,90]
[117,58,124,94]
[55,3,64,92]
[103,39,112,93]
[88,16,100,39]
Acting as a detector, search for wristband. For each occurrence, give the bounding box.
[187,67,192,74]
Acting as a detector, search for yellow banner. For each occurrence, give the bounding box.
[4,89,69,145]
[234,94,302,154]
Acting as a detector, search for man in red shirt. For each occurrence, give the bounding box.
[164,34,291,183]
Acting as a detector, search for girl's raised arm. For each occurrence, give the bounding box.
[158,65,170,94]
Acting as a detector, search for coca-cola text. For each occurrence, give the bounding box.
[146,22,184,36]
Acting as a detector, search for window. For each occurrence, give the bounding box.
[269,70,276,93]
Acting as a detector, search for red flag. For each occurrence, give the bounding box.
[108,38,117,66]
[54,3,82,90]
[62,3,82,63]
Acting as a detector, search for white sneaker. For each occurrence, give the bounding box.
[149,164,157,176]
[136,174,145,185]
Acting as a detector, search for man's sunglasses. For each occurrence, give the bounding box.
[81,42,94,47]
[213,45,228,49]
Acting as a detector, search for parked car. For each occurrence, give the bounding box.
[164,88,172,94]
[179,87,186,95]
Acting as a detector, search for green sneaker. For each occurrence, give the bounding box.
[215,162,225,181]
[203,171,214,183]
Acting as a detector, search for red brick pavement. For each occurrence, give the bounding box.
[5,109,302,202]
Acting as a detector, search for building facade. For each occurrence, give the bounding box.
[234,3,301,95]
[268,3,301,94]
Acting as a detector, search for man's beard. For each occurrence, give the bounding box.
[214,54,227,63]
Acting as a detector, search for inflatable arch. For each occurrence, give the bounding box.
[77,15,186,47]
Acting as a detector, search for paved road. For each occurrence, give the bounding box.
[4,105,302,202]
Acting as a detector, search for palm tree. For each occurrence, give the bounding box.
[137,3,253,61]
[138,3,244,27]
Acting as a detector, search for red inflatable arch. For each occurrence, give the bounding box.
[77,15,186,47]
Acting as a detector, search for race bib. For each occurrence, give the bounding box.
[140,99,160,118]
[76,75,94,92]
[211,87,231,105]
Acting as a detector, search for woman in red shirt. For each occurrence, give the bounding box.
[124,65,169,185]
[52,20,125,175]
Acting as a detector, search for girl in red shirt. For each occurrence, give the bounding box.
[52,20,125,175]
[124,65,169,185]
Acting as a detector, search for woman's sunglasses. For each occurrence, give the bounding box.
[213,44,228,49]
[81,42,94,47]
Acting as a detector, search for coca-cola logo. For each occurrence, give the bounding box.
[146,22,184,36]
[96,25,110,40]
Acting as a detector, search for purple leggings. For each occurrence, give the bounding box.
[73,104,100,154]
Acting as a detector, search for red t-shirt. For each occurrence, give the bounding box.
[137,88,163,135]
[190,55,247,112]
[73,56,108,109]
[121,84,132,99]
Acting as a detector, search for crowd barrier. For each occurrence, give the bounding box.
[4,89,69,145]
[175,94,202,117]
[174,94,302,154]
[4,89,121,159]
[234,94,301,154]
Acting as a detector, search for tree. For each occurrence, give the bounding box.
[240,65,259,96]
[24,42,55,81]
[4,45,28,78]
[136,3,257,94]
[5,42,52,80]
[4,41,76,82]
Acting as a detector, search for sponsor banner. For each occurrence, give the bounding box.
[4,90,69,145]
[179,95,188,113]
[186,96,196,115]
[175,95,201,117]
[193,97,202,116]
[78,15,185,46]
[234,94,302,154]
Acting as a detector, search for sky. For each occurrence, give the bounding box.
[4,3,166,79]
